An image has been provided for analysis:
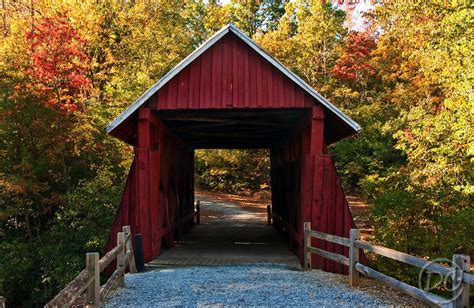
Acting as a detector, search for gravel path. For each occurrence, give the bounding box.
[197,195,266,226]
[105,264,404,307]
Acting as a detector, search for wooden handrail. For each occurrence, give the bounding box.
[309,229,350,247]
[355,263,447,305]
[46,268,94,307]
[354,240,452,276]
[99,243,124,272]
[173,211,196,231]
[153,208,198,243]
[100,249,132,301]
[307,246,349,266]
[303,222,473,308]
[45,225,137,307]
[271,213,302,245]
[464,272,474,284]
[303,222,350,270]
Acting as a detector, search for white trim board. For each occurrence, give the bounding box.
[105,24,361,135]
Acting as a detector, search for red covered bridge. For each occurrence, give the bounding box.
[104,24,361,274]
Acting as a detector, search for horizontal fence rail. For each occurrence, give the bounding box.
[46,201,201,307]
[303,222,473,308]
[271,212,302,245]
[46,226,137,307]
[154,202,200,240]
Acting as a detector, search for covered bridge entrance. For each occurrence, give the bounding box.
[105,24,361,274]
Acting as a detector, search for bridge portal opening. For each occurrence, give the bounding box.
[147,147,302,267]
[142,108,307,267]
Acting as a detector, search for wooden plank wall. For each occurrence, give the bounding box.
[312,155,359,274]
[270,126,359,274]
[269,106,362,274]
[270,133,302,251]
[104,115,194,264]
[150,33,314,110]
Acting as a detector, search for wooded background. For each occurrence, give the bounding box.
[0,1,472,306]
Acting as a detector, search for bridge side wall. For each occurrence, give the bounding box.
[270,106,360,274]
[105,108,194,263]
[301,107,361,274]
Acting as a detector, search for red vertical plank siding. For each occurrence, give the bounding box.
[299,154,314,260]
[104,159,136,257]
[149,150,161,257]
[211,42,222,108]
[130,162,139,236]
[335,177,345,274]
[243,46,250,108]
[311,106,325,154]
[200,49,212,108]
[154,34,314,110]
[232,38,241,108]
[248,51,257,107]
[288,83,294,107]
[261,59,269,107]
[275,69,285,107]
[326,156,337,272]
[120,178,130,227]
[267,66,274,107]
[311,156,324,269]
[178,67,189,109]
[255,56,263,106]
[284,77,292,108]
[222,37,233,107]
[156,87,167,110]
[136,147,152,260]
[322,159,331,271]
[188,59,200,109]
[237,42,245,108]
[167,77,178,109]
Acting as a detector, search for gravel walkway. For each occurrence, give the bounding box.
[105,264,403,307]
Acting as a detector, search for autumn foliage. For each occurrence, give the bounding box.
[0,1,472,306]
[332,31,376,83]
[25,15,91,112]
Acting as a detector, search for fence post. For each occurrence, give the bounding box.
[349,229,360,287]
[303,222,312,270]
[86,252,100,306]
[453,254,470,308]
[117,231,125,287]
[267,205,272,226]
[123,226,137,274]
[195,200,200,225]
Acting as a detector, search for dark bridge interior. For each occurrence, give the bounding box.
[159,109,310,149]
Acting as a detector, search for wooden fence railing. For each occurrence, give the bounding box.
[153,201,201,241]
[46,226,137,307]
[270,212,302,245]
[304,222,473,308]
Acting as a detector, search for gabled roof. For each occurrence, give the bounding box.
[105,24,361,136]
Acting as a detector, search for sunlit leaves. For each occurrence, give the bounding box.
[25,14,91,112]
